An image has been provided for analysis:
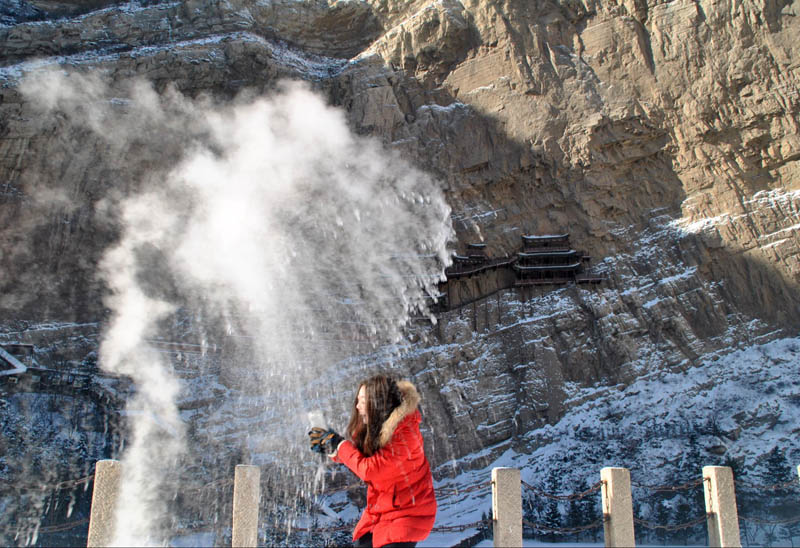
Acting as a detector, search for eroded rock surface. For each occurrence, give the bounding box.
[1,0,799,492]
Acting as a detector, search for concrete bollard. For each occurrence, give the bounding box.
[600,467,635,547]
[87,459,122,548]
[492,467,522,547]
[703,466,741,548]
[232,464,261,548]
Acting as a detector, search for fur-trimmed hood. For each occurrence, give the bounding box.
[378,380,420,448]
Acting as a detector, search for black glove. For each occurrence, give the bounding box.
[308,427,344,455]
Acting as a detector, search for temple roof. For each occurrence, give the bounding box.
[517,250,577,258]
[513,261,581,271]
[521,233,569,240]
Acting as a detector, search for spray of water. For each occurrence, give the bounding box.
[20,71,453,544]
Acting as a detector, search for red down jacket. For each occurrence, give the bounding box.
[333,380,437,547]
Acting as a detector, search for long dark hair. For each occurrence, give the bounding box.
[347,374,403,456]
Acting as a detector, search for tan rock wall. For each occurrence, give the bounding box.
[1,0,800,468]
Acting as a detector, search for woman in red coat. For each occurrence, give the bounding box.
[309,375,437,548]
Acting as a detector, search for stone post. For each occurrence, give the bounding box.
[492,467,522,547]
[87,459,121,548]
[232,464,261,548]
[703,466,741,547]
[601,467,635,547]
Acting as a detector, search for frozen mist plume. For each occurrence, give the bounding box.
[20,70,453,543]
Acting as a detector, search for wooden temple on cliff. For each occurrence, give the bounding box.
[435,233,603,310]
[513,234,602,287]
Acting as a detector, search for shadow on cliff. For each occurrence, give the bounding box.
[683,231,800,334]
[321,53,800,471]
[2,9,800,477]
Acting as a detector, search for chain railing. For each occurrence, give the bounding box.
[1,517,90,536]
[522,479,603,500]
[628,477,708,534]
[0,473,708,540]
[518,479,606,539]
[633,514,708,532]
[0,474,94,539]
[38,518,91,534]
[735,478,800,491]
[630,476,728,537]
[631,477,704,493]
[432,519,491,533]
[436,480,492,497]
[0,474,94,492]
[5,463,799,544]
[523,517,606,535]
[739,514,800,526]
[735,475,800,528]
[289,521,357,533]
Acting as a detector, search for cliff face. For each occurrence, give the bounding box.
[1,0,799,519]
[3,0,799,316]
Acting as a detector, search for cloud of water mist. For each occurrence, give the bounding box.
[21,70,453,543]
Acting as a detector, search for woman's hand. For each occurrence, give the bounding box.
[308,427,344,455]
[328,439,346,459]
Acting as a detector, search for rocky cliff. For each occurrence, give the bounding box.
[1,0,799,543]
[2,0,799,315]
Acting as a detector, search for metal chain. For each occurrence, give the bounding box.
[1,518,92,535]
[630,478,704,493]
[522,517,606,534]
[433,519,491,533]
[521,480,603,501]
[739,514,800,526]
[633,514,707,532]
[0,474,94,492]
[55,475,93,490]
[735,478,800,492]
[38,518,90,534]
[290,520,358,533]
[437,481,492,497]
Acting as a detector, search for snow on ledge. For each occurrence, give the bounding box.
[0,32,349,82]
[672,188,800,235]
